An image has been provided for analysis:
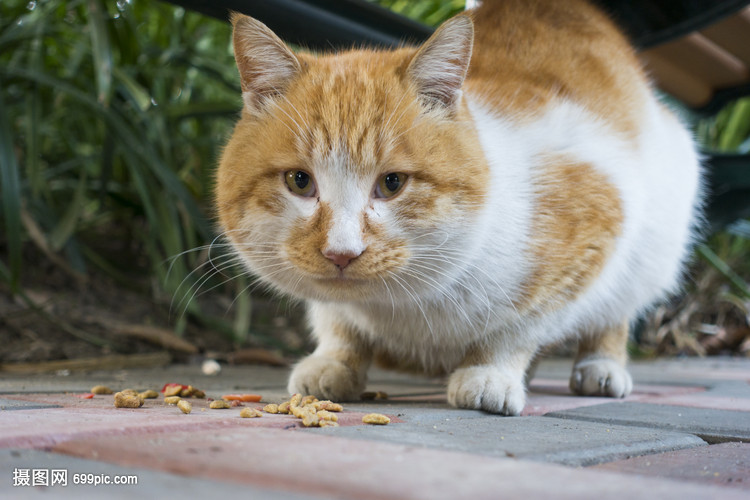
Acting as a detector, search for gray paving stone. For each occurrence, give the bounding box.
[0,398,60,411]
[704,380,750,398]
[547,402,750,443]
[0,365,292,394]
[0,449,323,500]
[310,404,707,466]
[536,357,750,387]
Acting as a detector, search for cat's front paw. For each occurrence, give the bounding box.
[287,355,365,401]
[569,357,633,398]
[447,366,526,416]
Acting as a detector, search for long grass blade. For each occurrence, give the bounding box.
[88,0,113,107]
[0,80,23,292]
[697,244,750,299]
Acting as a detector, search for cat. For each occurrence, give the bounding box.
[216,0,703,415]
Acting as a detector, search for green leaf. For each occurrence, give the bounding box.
[697,244,750,299]
[113,66,152,112]
[0,78,23,292]
[717,98,750,152]
[0,66,211,239]
[48,171,87,251]
[88,0,113,107]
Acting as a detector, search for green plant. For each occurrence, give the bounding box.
[0,0,249,339]
[368,0,466,26]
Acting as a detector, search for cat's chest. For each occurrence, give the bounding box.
[341,291,508,348]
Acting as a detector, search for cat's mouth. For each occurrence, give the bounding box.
[314,275,369,286]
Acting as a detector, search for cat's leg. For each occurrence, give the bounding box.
[287,305,371,401]
[569,321,633,398]
[447,337,538,416]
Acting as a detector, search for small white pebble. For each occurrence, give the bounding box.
[202,359,221,376]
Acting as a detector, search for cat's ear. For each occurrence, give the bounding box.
[407,15,474,111]
[231,13,301,113]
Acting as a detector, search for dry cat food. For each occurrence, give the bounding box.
[315,401,343,412]
[240,408,263,418]
[209,399,231,409]
[222,393,262,402]
[263,403,279,414]
[139,390,159,399]
[362,413,390,425]
[91,385,113,395]
[269,394,341,428]
[161,383,206,399]
[177,399,192,414]
[164,396,181,405]
[113,391,144,408]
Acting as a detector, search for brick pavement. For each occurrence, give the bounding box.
[0,357,748,498]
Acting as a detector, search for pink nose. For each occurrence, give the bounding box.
[323,250,361,270]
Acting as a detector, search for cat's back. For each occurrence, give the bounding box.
[465,0,648,135]
[460,0,702,327]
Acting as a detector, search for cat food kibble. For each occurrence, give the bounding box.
[269,394,347,427]
[223,393,262,402]
[177,399,192,414]
[277,401,291,414]
[362,413,390,425]
[164,396,181,405]
[288,393,303,408]
[263,403,279,414]
[300,395,318,406]
[301,411,320,427]
[209,399,231,409]
[316,410,338,422]
[163,385,183,397]
[315,401,343,412]
[91,385,113,395]
[113,391,143,408]
[139,390,159,399]
[240,408,263,418]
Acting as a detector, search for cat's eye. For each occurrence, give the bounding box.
[285,170,316,197]
[375,172,408,199]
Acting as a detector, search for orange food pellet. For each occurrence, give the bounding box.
[221,394,262,402]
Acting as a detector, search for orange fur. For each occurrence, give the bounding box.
[519,156,623,315]
[465,0,648,140]
[217,33,489,287]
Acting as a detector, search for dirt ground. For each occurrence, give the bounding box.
[0,255,309,370]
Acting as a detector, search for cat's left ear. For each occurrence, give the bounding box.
[231,13,302,113]
[407,15,474,111]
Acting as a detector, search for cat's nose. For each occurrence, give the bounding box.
[323,250,361,270]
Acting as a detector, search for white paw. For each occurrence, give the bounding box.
[287,355,364,401]
[447,366,526,416]
[569,357,633,398]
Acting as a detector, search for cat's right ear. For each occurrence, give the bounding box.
[407,15,474,112]
[231,13,301,114]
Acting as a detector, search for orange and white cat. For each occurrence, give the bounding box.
[216,0,702,415]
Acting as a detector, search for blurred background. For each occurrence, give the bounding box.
[1,0,748,372]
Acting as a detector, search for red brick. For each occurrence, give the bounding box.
[592,442,750,490]
[0,394,394,449]
[52,426,746,499]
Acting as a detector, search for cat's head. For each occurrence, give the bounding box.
[217,13,489,303]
